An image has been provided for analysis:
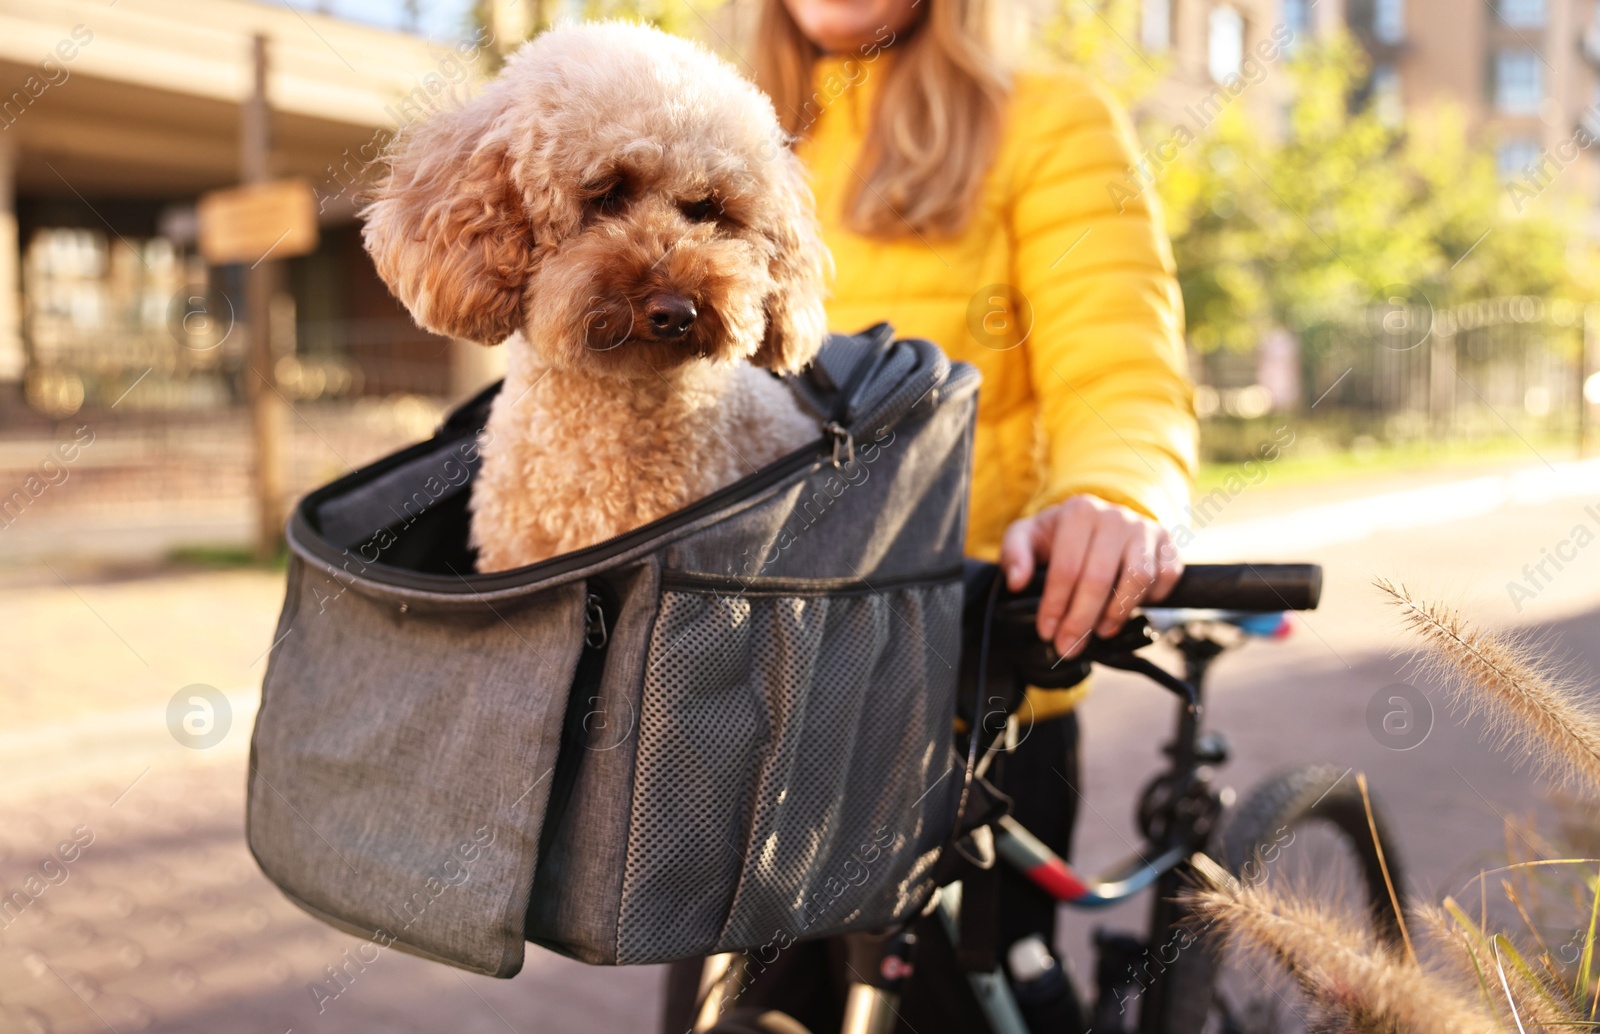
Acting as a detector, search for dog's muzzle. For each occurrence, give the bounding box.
[645,292,697,340]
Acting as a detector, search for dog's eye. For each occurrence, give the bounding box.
[680,195,723,223]
[586,181,627,215]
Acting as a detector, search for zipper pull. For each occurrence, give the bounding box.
[583,593,608,650]
[823,421,855,470]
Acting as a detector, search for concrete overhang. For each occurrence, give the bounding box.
[0,0,480,199]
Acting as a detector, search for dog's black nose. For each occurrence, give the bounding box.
[645,293,697,339]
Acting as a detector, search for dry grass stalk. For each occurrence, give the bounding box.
[1377,579,1600,796]
[1189,585,1600,1030]
[1358,770,1417,967]
[1188,853,1499,1034]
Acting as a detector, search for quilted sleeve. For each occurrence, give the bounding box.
[1008,71,1197,526]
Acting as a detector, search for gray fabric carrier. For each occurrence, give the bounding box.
[247,325,978,978]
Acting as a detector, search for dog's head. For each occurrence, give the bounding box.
[361,22,829,378]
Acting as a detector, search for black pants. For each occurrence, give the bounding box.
[660,711,1083,1034]
[996,708,1081,953]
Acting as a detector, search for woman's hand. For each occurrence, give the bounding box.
[999,495,1183,659]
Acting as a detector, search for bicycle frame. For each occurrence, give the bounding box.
[828,616,1247,1034]
[995,815,1190,907]
[689,613,1273,1034]
[994,615,1241,906]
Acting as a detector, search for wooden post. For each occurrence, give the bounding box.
[0,136,22,387]
[243,34,287,560]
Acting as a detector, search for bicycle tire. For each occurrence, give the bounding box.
[1145,764,1405,1034]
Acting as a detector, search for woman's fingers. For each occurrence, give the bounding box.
[1035,502,1093,645]
[999,515,1042,592]
[1053,508,1129,657]
[1000,495,1186,656]
[1150,528,1185,602]
[1096,526,1159,638]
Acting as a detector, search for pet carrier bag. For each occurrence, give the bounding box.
[247,324,979,978]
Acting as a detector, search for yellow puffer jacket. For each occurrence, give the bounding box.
[797,58,1198,562]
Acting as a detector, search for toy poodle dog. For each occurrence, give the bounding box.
[362,21,829,572]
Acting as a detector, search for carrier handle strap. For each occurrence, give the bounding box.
[949,569,1005,865]
[940,569,1016,972]
[844,339,958,446]
[812,323,895,414]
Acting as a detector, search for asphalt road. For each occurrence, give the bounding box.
[3,458,1598,1033]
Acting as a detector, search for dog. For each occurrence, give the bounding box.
[362,22,829,572]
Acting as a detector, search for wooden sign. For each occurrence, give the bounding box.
[198,178,319,265]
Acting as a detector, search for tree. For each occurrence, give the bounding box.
[1033,0,1169,109]
[1154,34,1586,357]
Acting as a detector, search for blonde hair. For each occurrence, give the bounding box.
[754,0,1009,239]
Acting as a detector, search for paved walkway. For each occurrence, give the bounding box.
[0,567,663,1033]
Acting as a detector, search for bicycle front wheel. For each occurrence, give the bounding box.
[1149,764,1405,1034]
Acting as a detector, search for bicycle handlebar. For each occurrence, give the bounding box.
[980,562,1320,695]
[1003,562,1322,619]
[1160,563,1322,611]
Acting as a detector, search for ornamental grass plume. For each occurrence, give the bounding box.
[1186,853,1498,1034]
[1376,578,1600,796]
[1178,586,1600,1033]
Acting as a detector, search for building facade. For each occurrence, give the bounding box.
[0,0,478,419]
[1118,0,1600,216]
[1132,0,1311,128]
[1325,0,1600,212]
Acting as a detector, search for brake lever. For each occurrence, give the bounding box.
[1093,652,1200,715]
[1077,615,1160,657]
[1000,612,1200,713]
[1077,616,1200,713]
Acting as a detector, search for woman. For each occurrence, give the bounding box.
[763,0,1194,642]
[664,1,1196,1028]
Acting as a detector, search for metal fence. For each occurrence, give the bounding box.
[22,317,451,419]
[1195,296,1593,452]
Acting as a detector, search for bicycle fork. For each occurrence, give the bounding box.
[691,889,1030,1034]
[838,928,917,1034]
[932,883,1032,1034]
[837,889,1033,1034]
[689,929,925,1034]
[693,953,746,1031]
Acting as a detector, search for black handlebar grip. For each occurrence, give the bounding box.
[1160,563,1323,611]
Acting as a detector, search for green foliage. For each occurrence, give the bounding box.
[567,0,710,34]
[1032,0,1168,109]
[1155,33,1588,354]
[470,0,726,69]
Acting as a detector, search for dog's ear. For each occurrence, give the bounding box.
[753,152,830,374]
[362,96,532,345]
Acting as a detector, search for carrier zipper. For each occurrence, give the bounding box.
[530,579,618,910]
[822,421,855,469]
[583,593,608,649]
[563,580,616,754]
[660,564,966,597]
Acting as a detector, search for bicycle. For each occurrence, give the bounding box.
[668,562,1405,1034]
